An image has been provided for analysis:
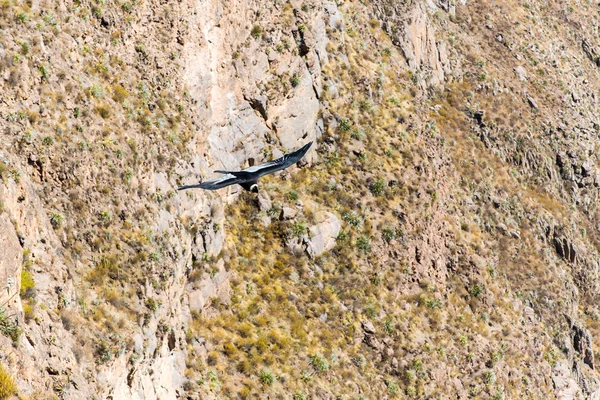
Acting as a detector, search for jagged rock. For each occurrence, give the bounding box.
[582,39,600,67]
[373,1,450,87]
[257,190,272,212]
[279,207,298,220]
[572,322,595,369]
[0,214,22,314]
[554,236,577,263]
[361,320,376,334]
[527,96,539,110]
[496,223,508,235]
[188,259,231,312]
[514,65,527,81]
[305,212,341,258]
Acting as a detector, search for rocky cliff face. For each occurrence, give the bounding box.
[1,0,600,399]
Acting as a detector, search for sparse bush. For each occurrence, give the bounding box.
[336,229,349,244]
[251,25,262,39]
[89,85,104,99]
[385,379,399,395]
[259,370,274,386]
[145,297,158,312]
[291,222,306,237]
[50,213,63,228]
[369,179,385,196]
[356,235,371,253]
[0,308,21,345]
[0,363,16,398]
[287,190,299,201]
[16,12,28,23]
[290,75,301,87]
[338,118,351,132]
[342,211,363,229]
[20,269,35,299]
[309,354,329,373]
[382,227,396,243]
[293,391,306,400]
[469,283,484,299]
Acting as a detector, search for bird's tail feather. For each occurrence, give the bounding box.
[178,183,203,191]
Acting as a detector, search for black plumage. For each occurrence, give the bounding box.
[178,141,313,192]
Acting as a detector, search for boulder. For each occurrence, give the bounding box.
[305,212,341,258]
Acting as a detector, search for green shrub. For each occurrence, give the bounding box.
[0,308,21,345]
[356,235,371,253]
[50,213,63,228]
[251,25,262,39]
[309,354,329,373]
[382,227,396,243]
[259,370,274,386]
[369,179,385,196]
[338,118,351,132]
[287,190,299,201]
[342,211,363,229]
[291,222,306,237]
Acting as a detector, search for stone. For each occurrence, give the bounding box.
[361,320,376,334]
[305,212,341,258]
[257,190,272,211]
[0,214,23,314]
[572,322,594,369]
[527,96,539,110]
[279,207,297,220]
[496,223,508,235]
[514,65,527,81]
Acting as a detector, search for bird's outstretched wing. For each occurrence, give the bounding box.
[178,173,242,191]
[231,141,313,179]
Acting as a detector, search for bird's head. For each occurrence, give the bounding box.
[250,184,259,193]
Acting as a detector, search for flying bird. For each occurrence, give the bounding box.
[178,141,313,193]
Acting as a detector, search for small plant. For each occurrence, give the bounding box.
[291,222,307,237]
[145,297,158,312]
[342,211,363,229]
[287,190,299,201]
[382,227,396,243]
[293,391,306,400]
[42,136,53,146]
[356,235,371,253]
[290,75,301,87]
[469,283,484,299]
[20,269,35,299]
[385,379,399,395]
[50,213,63,228]
[0,363,16,398]
[251,25,263,39]
[484,370,496,385]
[336,229,349,244]
[9,169,20,183]
[309,354,329,373]
[0,308,21,345]
[259,370,274,386]
[338,118,351,132]
[369,179,385,196]
[16,12,28,24]
[38,65,49,80]
[384,317,393,334]
[89,85,104,99]
[100,210,111,222]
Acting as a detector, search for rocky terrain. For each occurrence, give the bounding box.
[1,0,600,398]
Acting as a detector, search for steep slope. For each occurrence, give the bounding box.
[1,0,600,399]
